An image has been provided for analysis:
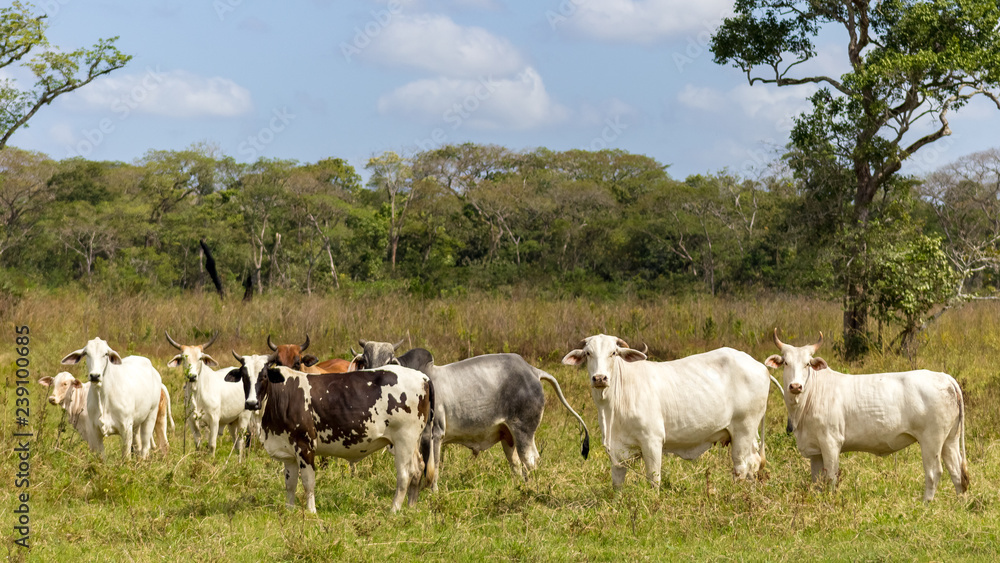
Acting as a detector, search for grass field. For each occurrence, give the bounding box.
[3,291,999,561]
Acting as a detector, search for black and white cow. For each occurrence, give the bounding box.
[360,342,590,491]
[225,353,434,512]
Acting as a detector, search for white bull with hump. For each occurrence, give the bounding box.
[562,334,771,489]
[60,337,163,460]
[764,329,969,501]
[165,331,251,459]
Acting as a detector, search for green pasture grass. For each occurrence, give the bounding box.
[2,291,999,561]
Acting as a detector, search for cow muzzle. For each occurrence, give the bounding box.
[245,399,260,411]
[47,396,58,406]
[591,374,609,388]
[89,374,101,383]
[788,383,802,395]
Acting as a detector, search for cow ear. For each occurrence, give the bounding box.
[71,378,83,388]
[223,369,242,383]
[619,348,646,362]
[61,350,85,365]
[561,349,586,366]
[38,376,53,387]
[809,357,828,371]
[302,354,319,367]
[167,355,183,368]
[108,351,123,365]
[201,354,219,367]
[764,355,784,369]
[267,367,286,383]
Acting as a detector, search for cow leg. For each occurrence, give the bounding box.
[920,439,945,502]
[406,445,424,507]
[283,461,299,509]
[207,416,220,456]
[429,424,445,492]
[501,438,522,477]
[640,442,663,488]
[809,456,824,483]
[729,425,762,480]
[121,422,134,460]
[942,431,968,495]
[818,442,841,489]
[301,461,318,513]
[138,409,157,460]
[391,438,421,512]
[611,464,628,490]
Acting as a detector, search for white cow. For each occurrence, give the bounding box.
[764,330,969,501]
[165,331,250,459]
[60,337,163,460]
[562,334,770,489]
[40,372,175,454]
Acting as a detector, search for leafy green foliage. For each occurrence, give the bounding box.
[0,1,131,149]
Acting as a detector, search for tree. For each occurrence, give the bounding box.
[366,151,414,271]
[0,147,54,260]
[1,1,131,149]
[922,149,1000,295]
[713,0,1000,358]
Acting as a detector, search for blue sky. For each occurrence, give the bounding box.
[7,0,1000,181]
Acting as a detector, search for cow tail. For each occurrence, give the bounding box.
[420,378,436,485]
[155,385,171,454]
[163,384,175,431]
[758,392,766,472]
[537,370,590,460]
[956,380,970,492]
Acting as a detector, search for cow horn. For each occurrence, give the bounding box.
[351,346,358,356]
[616,338,629,348]
[232,350,243,363]
[301,334,310,352]
[164,331,182,351]
[640,343,648,355]
[267,335,277,351]
[202,331,219,351]
[773,328,785,350]
[393,338,404,350]
[359,339,368,348]
[812,332,824,353]
[576,339,587,350]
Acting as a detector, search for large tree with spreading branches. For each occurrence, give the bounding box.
[712,0,1000,358]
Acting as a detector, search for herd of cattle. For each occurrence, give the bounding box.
[40,330,969,512]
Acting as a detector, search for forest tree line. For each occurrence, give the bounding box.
[3,141,1000,348]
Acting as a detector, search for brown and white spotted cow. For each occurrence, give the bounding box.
[267,335,352,374]
[226,353,434,512]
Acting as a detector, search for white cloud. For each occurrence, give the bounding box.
[676,84,726,112]
[364,14,524,77]
[377,66,569,130]
[65,68,253,118]
[677,82,815,133]
[554,0,735,44]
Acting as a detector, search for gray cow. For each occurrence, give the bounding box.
[354,341,590,491]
